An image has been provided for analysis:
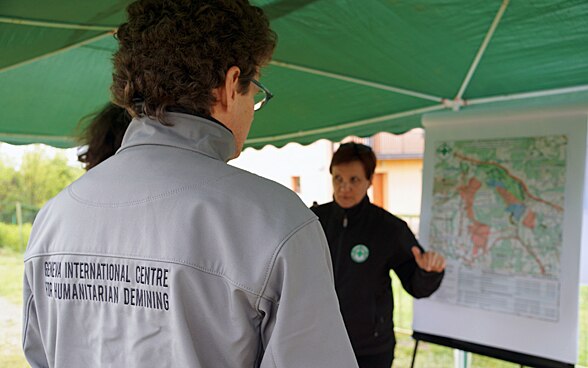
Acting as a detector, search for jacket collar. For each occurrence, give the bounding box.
[118,112,236,162]
[332,195,371,223]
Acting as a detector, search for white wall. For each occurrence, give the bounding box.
[230,140,334,207]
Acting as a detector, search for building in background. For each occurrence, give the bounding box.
[230,139,334,206]
[230,129,425,235]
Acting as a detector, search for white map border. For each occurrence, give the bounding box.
[413,106,588,364]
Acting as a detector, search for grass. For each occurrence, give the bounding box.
[581,285,588,365]
[391,272,588,367]
[0,249,28,367]
[0,249,24,304]
[1,252,586,367]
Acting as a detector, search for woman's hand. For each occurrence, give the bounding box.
[411,246,446,273]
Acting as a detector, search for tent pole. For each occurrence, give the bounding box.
[0,32,114,74]
[270,60,443,103]
[0,16,116,31]
[454,0,510,102]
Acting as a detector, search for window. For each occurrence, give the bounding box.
[291,176,301,193]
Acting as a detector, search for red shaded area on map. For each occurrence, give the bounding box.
[454,152,553,274]
[496,186,519,206]
[468,223,491,256]
[459,177,490,257]
[523,210,536,229]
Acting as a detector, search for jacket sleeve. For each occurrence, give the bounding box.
[22,267,49,368]
[258,220,358,368]
[391,222,444,299]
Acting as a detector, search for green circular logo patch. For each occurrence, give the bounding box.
[350,244,369,263]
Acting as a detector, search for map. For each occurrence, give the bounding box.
[428,135,567,321]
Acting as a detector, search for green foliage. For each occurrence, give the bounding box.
[0,162,20,221]
[0,223,32,253]
[18,147,84,209]
[0,145,83,223]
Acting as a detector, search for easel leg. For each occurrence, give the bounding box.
[410,339,419,368]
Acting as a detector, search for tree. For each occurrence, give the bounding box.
[17,147,84,210]
[0,146,84,223]
[0,162,19,222]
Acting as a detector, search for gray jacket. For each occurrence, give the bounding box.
[23,113,358,368]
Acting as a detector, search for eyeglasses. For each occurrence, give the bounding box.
[250,78,273,111]
[332,175,367,189]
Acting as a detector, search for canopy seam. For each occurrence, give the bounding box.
[454,0,510,104]
[466,84,588,106]
[0,32,114,74]
[0,133,76,143]
[0,16,116,31]
[245,104,446,145]
[270,60,444,103]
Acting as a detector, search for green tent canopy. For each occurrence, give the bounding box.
[1,0,588,149]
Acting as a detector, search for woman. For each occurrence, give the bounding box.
[77,103,131,170]
[311,142,446,368]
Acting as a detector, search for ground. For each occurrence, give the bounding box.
[0,295,28,367]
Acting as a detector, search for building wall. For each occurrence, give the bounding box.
[376,158,423,235]
[230,132,425,231]
[230,140,335,207]
[377,158,423,216]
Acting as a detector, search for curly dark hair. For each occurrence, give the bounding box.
[78,103,132,170]
[330,143,377,181]
[111,0,277,122]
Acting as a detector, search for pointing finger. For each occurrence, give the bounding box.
[411,246,422,260]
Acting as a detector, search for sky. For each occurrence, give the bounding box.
[0,142,81,169]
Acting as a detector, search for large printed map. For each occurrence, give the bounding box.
[429,135,567,321]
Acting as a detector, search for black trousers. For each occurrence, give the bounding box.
[356,350,394,368]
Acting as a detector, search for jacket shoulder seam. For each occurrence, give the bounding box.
[66,171,244,208]
[256,217,317,309]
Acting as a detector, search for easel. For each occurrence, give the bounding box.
[410,335,545,368]
[409,338,419,368]
[410,339,476,368]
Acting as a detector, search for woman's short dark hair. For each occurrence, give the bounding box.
[329,142,377,180]
[111,0,277,122]
[78,103,132,170]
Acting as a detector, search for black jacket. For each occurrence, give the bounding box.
[311,196,444,355]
